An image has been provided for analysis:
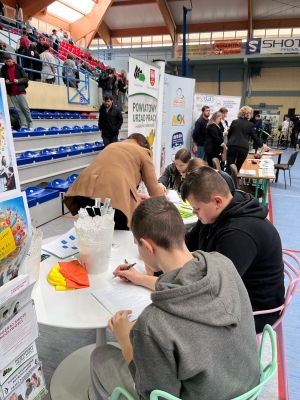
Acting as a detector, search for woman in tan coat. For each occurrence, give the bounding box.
[64,134,166,230]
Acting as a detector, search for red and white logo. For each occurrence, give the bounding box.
[150,69,155,86]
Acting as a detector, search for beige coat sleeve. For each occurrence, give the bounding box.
[141,151,165,196]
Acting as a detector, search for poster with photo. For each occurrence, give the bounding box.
[0,79,20,197]
[0,193,31,288]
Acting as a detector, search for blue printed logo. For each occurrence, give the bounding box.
[246,39,261,55]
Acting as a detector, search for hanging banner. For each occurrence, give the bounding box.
[0,79,20,197]
[193,93,241,127]
[174,40,242,58]
[128,57,160,160]
[246,37,300,55]
[161,75,195,170]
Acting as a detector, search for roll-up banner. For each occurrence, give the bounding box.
[161,75,195,172]
[128,56,160,162]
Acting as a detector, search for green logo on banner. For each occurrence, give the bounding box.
[139,73,146,82]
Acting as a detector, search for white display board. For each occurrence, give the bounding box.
[193,93,241,127]
[161,75,195,171]
[128,56,160,162]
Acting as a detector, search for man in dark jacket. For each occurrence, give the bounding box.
[192,105,210,161]
[181,166,285,334]
[98,94,123,147]
[98,65,117,98]
[0,53,33,128]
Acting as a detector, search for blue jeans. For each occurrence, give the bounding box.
[197,146,207,161]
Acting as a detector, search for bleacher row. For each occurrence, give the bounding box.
[13,125,99,138]
[30,111,97,119]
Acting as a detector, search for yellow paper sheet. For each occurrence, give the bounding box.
[0,227,17,260]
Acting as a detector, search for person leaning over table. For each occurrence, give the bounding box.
[113,167,284,334]
[226,106,268,173]
[90,196,260,400]
[64,133,167,230]
[158,148,191,193]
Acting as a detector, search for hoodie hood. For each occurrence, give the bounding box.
[151,250,242,328]
[221,190,268,220]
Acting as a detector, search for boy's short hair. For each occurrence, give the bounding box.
[181,166,230,203]
[3,53,12,61]
[43,43,50,50]
[131,197,185,251]
[104,94,113,101]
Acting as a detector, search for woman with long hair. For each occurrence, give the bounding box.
[158,148,192,192]
[117,69,127,112]
[226,106,267,172]
[64,133,167,230]
[204,111,226,167]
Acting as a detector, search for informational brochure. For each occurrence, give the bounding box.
[0,275,29,305]
[41,227,79,259]
[0,194,32,288]
[0,282,35,330]
[0,78,20,197]
[0,301,39,370]
[92,282,152,322]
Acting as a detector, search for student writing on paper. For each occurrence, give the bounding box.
[158,148,191,193]
[89,197,260,400]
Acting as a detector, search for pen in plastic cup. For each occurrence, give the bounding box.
[112,262,137,279]
[101,198,111,217]
[94,198,101,216]
[86,206,95,217]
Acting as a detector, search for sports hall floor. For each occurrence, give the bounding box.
[36,148,300,399]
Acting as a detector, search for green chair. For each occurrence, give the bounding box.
[109,324,277,400]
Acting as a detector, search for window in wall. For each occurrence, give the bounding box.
[266,29,279,37]
[212,32,224,40]
[112,38,122,48]
[152,35,163,47]
[253,29,265,37]
[279,28,292,37]
[224,31,236,39]
[142,36,152,47]
[236,30,248,39]
[131,36,142,48]
[292,28,300,36]
[98,39,107,49]
[188,33,200,43]
[47,2,84,23]
[39,20,47,34]
[162,34,172,46]
[200,32,211,42]
[121,37,131,48]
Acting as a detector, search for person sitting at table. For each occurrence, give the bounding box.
[90,196,260,400]
[204,111,227,167]
[158,148,191,192]
[226,106,268,173]
[114,167,284,334]
[64,133,167,230]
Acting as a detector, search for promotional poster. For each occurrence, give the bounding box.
[0,79,20,196]
[128,57,160,159]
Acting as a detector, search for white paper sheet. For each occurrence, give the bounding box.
[92,282,152,321]
[239,169,256,176]
[42,227,79,259]
[166,190,180,203]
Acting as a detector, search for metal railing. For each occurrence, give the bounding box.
[0,49,91,104]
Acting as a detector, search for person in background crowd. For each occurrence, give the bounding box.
[219,107,229,144]
[99,65,117,98]
[281,115,290,134]
[64,134,166,230]
[40,43,56,84]
[98,94,123,147]
[25,15,33,34]
[0,2,4,17]
[56,28,64,42]
[69,36,74,45]
[36,36,45,54]
[29,43,42,82]
[112,67,118,105]
[62,31,69,42]
[226,106,267,172]
[204,111,226,167]
[117,69,127,112]
[262,118,272,144]
[62,53,77,88]
[193,105,210,161]
[158,148,192,193]
[14,3,23,29]
[51,29,58,52]
[0,53,33,128]
[253,114,263,151]
[0,41,6,63]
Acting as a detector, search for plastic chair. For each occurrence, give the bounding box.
[212,157,221,170]
[67,174,79,183]
[108,325,277,400]
[274,150,299,189]
[253,250,300,400]
[230,164,264,199]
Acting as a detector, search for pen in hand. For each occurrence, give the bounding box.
[112,262,137,279]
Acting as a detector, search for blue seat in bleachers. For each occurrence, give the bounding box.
[13,130,30,138]
[93,141,104,151]
[81,125,91,133]
[63,112,72,119]
[60,126,72,134]
[81,143,94,153]
[67,145,81,156]
[80,113,89,119]
[53,112,63,119]
[67,174,79,182]
[90,125,99,132]
[42,111,53,119]
[30,127,47,137]
[25,186,60,204]
[45,126,60,135]
[26,195,38,208]
[52,146,68,159]
[46,179,70,192]
[31,110,42,119]
[36,150,53,162]
[16,153,35,166]
[73,112,80,119]
[70,125,82,133]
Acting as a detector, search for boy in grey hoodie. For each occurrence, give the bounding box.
[89,197,260,400]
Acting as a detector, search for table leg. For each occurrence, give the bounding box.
[263,180,269,204]
[275,154,282,182]
[255,179,259,198]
